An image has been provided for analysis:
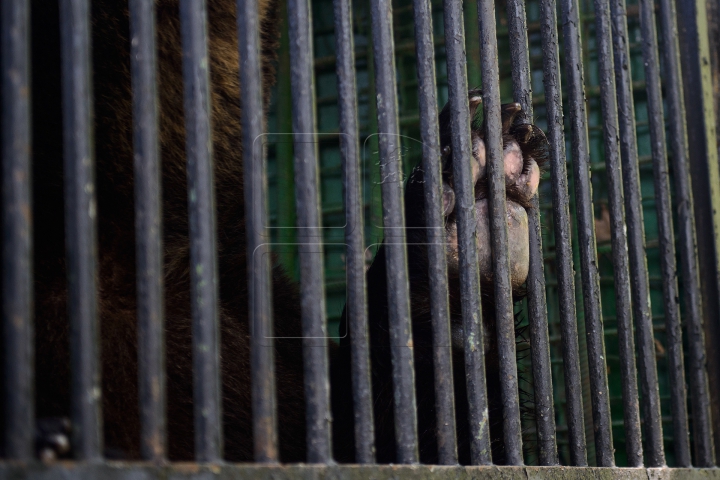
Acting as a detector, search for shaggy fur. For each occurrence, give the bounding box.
[28,0,307,461]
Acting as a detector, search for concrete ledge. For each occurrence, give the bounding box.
[0,463,719,480]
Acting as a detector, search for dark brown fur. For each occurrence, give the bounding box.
[23,0,547,465]
[29,0,307,461]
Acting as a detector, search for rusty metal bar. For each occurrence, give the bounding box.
[333,0,375,464]
[59,0,102,461]
[505,0,558,465]
[412,0,458,466]
[237,0,278,463]
[2,0,34,461]
[368,0,418,464]
[538,0,588,466]
[129,0,166,462]
[558,0,614,467]
[287,0,333,463]
[476,0,523,465]
[179,0,222,461]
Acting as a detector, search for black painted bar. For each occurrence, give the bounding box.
[609,0,664,467]
[597,0,644,467]
[414,0,457,466]
[538,0,587,466]
[668,0,716,467]
[59,0,102,461]
[476,0,523,465]
[129,0,166,462]
[287,0,333,464]
[237,0,278,463]
[558,0,614,467]
[2,0,34,461]
[637,0,691,467]
[179,0,222,461]
[505,0,558,465]
[368,0,418,464]
[333,0,375,464]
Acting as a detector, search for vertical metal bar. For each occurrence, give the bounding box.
[287,0,333,463]
[2,0,34,461]
[505,0,558,465]
[59,0,102,461]
[608,0,665,466]
[441,1,492,464]
[592,0,639,466]
[368,0,418,464]
[413,0,458,466]
[538,0,588,466]
[333,0,375,464]
[179,0,222,461]
[595,0,647,466]
[476,0,523,465]
[129,0,166,462]
[705,0,720,463]
[637,0,691,466]
[237,0,278,464]
[672,0,717,467]
[558,0,614,467]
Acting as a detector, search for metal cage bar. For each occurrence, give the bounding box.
[413,0,458,466]
[368,0,419,464]
[59,0,102,461]
[504,0,558,466]
[332,0,375,465]
[592,0,641,467]
[538,0,588,467]
[4,0,720,471]
[476,0,524,465]
[179,0,223,461]
[637,0,691,466]
[287,0,333,463]
[237,0,279,464]
[667,0,716,467]
[129,0,166,462]
[558,0,614,466]
[607,0,664,466]
[2,0,34,461]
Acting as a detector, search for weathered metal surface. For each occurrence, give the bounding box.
[673,0,717,467]
[2,0,34,462]
[129,0,166,462]
[179,0,223,461]
[636,0,683,467]
[368,0,418,464]
[59,0,103,461]
[287,0,333,463]
[505,0,557,466]
[558,0,613,467]
[476,0,523,465]
[237,0,278,463]
[414,0,457,465]
[1,463,720,480]
[333,0,375,464]
[538,0,587,467]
